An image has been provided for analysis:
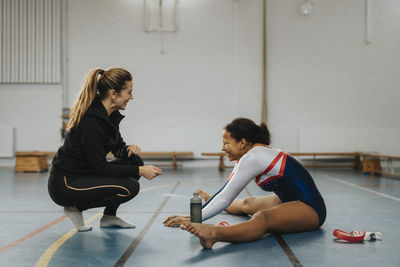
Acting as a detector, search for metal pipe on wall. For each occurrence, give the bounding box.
[261,0,267,123]
[61,0,68,108]
[364,0,371,44]
[61,0,69,139]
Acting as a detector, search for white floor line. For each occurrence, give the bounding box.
[162,193,189,199]
[323,174,400,202]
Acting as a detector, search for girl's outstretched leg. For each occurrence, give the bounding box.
[198,189,281,216]
[196,189,211,202]
[180,212,268,249]
[181,201,320,249]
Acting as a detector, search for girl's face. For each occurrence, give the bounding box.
[114,80,133,110]
[221,129,246,161]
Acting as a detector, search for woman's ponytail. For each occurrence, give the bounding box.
[256,122,271,145]
[66,69,103,130]
[225,118,271,145]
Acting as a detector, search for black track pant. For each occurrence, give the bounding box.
[48,155,143,215]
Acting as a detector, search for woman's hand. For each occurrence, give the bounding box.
[139,165,162,180]
[127,144,142,157]
[163,215,190,227]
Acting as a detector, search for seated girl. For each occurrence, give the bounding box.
[164,118,326,249]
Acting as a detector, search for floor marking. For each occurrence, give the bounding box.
[140,183,177,192]
[0,215,67,255]
[0,210,66,214]
[361,185,400,188]
[33,179,236,265]
[274,234,303,267]
[162,193,188,199]
[244,187,252,196]
[245,187,302,267]
[115,182,181,267]
[323,175,400,202]
[35,212,102,267]
[34,183,176,267]
[0,190,47,194]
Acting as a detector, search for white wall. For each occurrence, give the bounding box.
[0,84,63,152]
[0,0,399,156]
[0,0,263,156]
[67,0,262,155]
[267,0,400,154]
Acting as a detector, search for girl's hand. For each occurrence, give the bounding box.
[139,165,162,180]
[163,215,190,227]
[127,144,142,157]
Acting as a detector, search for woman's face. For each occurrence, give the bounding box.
[221,129,245,161]
[114,80,133,110]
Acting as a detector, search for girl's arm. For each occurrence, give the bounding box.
[201,153,266,221]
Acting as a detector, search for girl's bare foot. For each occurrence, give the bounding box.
[196,189,211,202]
[181,222,219,249]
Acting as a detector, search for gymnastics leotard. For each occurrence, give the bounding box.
[201,146,326,226]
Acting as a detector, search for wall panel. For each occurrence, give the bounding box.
[0,0,61,83]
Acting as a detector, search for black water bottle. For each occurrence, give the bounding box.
[190,192,202,223]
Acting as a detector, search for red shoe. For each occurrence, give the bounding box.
[333,229,366,242]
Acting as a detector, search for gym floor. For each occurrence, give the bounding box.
[0,160,399,267]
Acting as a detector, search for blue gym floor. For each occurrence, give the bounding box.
[1,161,399,267]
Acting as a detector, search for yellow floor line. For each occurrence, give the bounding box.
[35,183,177,267]
[35,212,102,267]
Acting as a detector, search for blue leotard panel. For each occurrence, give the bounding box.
[259,154,326,226]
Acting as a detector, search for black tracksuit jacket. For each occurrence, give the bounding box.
[51,97,139,178]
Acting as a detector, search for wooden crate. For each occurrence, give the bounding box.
[362,156,382,174]
[15,151,49,172]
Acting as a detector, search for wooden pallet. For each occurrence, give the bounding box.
[362,153,400,178]
[15,151,49,172]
